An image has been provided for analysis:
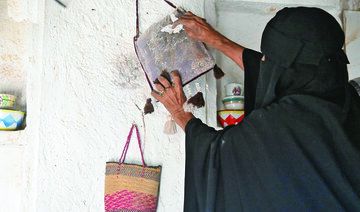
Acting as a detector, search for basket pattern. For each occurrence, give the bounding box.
[106,164,161,181]
[105,190,157,211]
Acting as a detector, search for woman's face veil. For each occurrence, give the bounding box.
[255,7,350,110]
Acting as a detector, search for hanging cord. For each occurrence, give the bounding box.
[164,0,177,9]
[134,0,177,40]
[133,0,178,91]
[54,0,66,7]
[135,0,140,39]
[118,124,146,168]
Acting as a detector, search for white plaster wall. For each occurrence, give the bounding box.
[344,10,360,80]
[0,145,24,212]
[37,0,205,211]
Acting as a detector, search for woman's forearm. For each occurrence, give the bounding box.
[206,33,245,70]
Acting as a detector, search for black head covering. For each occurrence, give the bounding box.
[261,7,348,68]
[256,7,350,112]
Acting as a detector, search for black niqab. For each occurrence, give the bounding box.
[184,7,360,212]
[256,7,350,110]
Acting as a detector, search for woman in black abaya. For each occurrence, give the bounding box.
[152,7,360,211]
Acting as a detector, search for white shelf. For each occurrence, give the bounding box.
[0,129,26,145]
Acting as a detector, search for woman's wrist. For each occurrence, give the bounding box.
[206,31,229,49]
[212,35,238,54]
[172,110,195,131]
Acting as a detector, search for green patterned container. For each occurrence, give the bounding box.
[0,94,16,108]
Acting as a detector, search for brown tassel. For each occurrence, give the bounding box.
[187,92,205,108]
[144,98,154,115]
[213,64,225,79]
[163,115,177,134]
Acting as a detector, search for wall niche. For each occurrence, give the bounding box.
[0,0,30,131]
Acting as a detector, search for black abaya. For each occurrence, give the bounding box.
[184,48,360,212]
[184,7,360,212]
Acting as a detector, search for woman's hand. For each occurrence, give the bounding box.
[152,71,187,116]
[174,12,245,70]
[174,12,223,47]
[151,71,194,131]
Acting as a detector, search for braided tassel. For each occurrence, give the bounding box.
[163,114,177,134]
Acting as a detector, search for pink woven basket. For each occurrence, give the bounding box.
[104,124,161,212]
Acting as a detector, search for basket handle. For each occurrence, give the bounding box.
[119,124,146,168]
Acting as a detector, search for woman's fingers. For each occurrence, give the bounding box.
[158,76,172,88]
[173,12,197,27]
[171,71,182,89]
[152,73,173,102]
[151,70,188,118]
[151,90,162,101]
[151,71,183,97]
[155,83,164,92]
[169,71,187,104]
[172,11,218,45]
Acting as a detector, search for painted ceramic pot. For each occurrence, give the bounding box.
[224,83,243,96]
[0,94,16,108]
[217,110,244,128]
[222,96,244,110]
[0,109,25,130]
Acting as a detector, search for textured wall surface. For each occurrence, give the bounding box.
[37,0,204,211]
